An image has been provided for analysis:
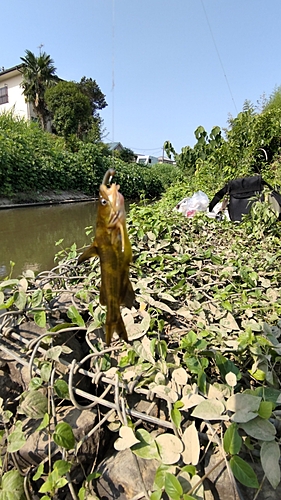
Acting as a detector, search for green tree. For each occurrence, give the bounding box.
[77,77,107,142]
[20,49,57,130]
[116,147,135,163]
[45,81,92,138]
[78,76,107,117]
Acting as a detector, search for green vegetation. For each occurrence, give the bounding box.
[3,82,281,497]
[1,194,281,498]
[0,113,177,198]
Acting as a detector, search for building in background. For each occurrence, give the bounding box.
[0,65,36,121]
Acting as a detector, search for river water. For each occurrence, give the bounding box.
[1,201,100,279]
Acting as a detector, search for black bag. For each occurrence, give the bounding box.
[209,175,281,222]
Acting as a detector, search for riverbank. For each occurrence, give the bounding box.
[0,190,97,209]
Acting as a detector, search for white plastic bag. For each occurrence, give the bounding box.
[175,191,209,218]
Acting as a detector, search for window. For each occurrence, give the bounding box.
[0,86,8,105]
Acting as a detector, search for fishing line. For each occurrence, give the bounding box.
[111,0,115,167]
[200,0,238,114]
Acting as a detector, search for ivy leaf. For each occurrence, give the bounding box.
[33,463,44,481]
[54,459,72,476]
[114,426,140,451]
[19,390,48,419]
[0,470,24,499]
[54,379,70,399]
[164,472,183,499]
[223,423,242,455]
[132,428,160,460]
[53,422,75,450]
[191,399,226,420]
[7,422,26,452]
[230,456,259,488]
[36,413,50,432]
[67,305,85,327]
[31,289,43,308]
[240,416,276,441]
[34,310,46,328]
[182,422,200,465]
[155,434,183,465]
[260,441,280,489]
[226,393,261,423]
[13,290,26,310]
[258,401,273,419]
[40,362,52,382]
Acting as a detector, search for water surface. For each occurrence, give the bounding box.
[1,201,99,278]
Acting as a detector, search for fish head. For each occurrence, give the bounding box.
[98,182,126,228]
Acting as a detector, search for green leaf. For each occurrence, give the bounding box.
[164,472,183,499]
[230,456,259,488]
[260,440,280,489]
[78,487,86,500]
[13,290,26,310]
[7,422,26,452]
[53,422,75,450]
[191,399,225,420]
[150,490,162,500]
[67,305,85,326]
[181,465,196,477]
[0,279,19,290]
[132,428,160,460]
[153,464,171,489]
[171,407,182,429]
[40,362,52,382]
[54,459,72,476]
[29,377,43,390]
[0,470,24,499]
[54,379,70,399]
[20,390,48,419]
[45,345,62,361]
[34,310,46,328]
[258,401,273,419]
[223,423,242,455]
[31,289,43,308]
[36,413,50,432]
[33,463,44,481]
[240,416,276,441]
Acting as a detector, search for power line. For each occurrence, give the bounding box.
[200,0,238,114]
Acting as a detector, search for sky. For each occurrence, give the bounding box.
[2,0,281,157]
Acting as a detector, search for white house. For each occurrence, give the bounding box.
[0,64,36,120]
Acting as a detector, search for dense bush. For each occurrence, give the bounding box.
[0,113,177,198]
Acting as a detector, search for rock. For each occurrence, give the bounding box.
[203,449,241,500]
[96,448,160,499]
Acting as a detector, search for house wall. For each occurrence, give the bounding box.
[0,70,35,120]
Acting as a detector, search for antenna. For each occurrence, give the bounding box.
[38,43,44,55]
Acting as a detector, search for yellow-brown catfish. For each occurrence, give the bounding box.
[78,169,135,345]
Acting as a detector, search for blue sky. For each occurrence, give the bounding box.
[2,1,281,156]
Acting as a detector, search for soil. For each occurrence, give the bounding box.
[0,190,97,208]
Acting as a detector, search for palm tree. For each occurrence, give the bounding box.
[20,49,57,130]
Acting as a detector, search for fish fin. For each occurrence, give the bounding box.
[77,241,98,264]
[106,316,128,346]
[121,278,135,308]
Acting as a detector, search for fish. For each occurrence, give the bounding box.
[78,168,135,345]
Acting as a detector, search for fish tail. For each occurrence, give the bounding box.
[105,315,128,346]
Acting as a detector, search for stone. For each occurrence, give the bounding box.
[96,448,160,500]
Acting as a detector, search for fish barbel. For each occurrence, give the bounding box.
[78,169,135,345]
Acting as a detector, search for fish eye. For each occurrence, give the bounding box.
[100,198,107,206]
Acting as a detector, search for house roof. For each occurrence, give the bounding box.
[107,142,124,151]
[0,64,23,77]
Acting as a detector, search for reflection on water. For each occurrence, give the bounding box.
[0,201,99,278]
